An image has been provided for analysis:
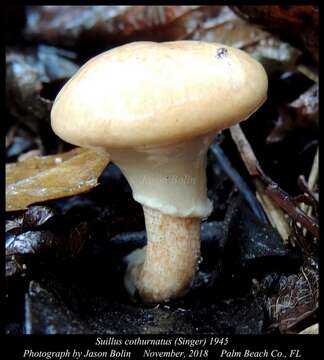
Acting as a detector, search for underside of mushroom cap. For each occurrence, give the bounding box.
[51,41,268,149]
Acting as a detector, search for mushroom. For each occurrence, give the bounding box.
[51,41,268,304]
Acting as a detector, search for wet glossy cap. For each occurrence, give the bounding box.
[51,41,268,148]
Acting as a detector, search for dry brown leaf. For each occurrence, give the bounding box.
[267,84,318,144]
[24,6,221,48]
[6,147,110,212]
[232,5,319,62]
[192,7,301,71]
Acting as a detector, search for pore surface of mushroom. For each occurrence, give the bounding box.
[51,41,268,304]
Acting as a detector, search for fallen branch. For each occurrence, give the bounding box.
[230,124,319,240]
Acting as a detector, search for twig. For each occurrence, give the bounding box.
[298,176,319,208]
[292,222,312,256]
[297,65,319,83]
[307,147,319,191]
[299,147,319,236]
[258,170,319,239]
[293,193,317,208]
[230,124,319,240]
[230,125,291,241]
[254,179,291,241]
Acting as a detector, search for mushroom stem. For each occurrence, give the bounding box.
[126,206,200,303]
[118,135,214,304]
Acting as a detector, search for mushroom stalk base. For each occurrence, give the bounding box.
[125,206,200,304]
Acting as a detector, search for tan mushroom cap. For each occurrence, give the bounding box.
[51,41,268,149]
